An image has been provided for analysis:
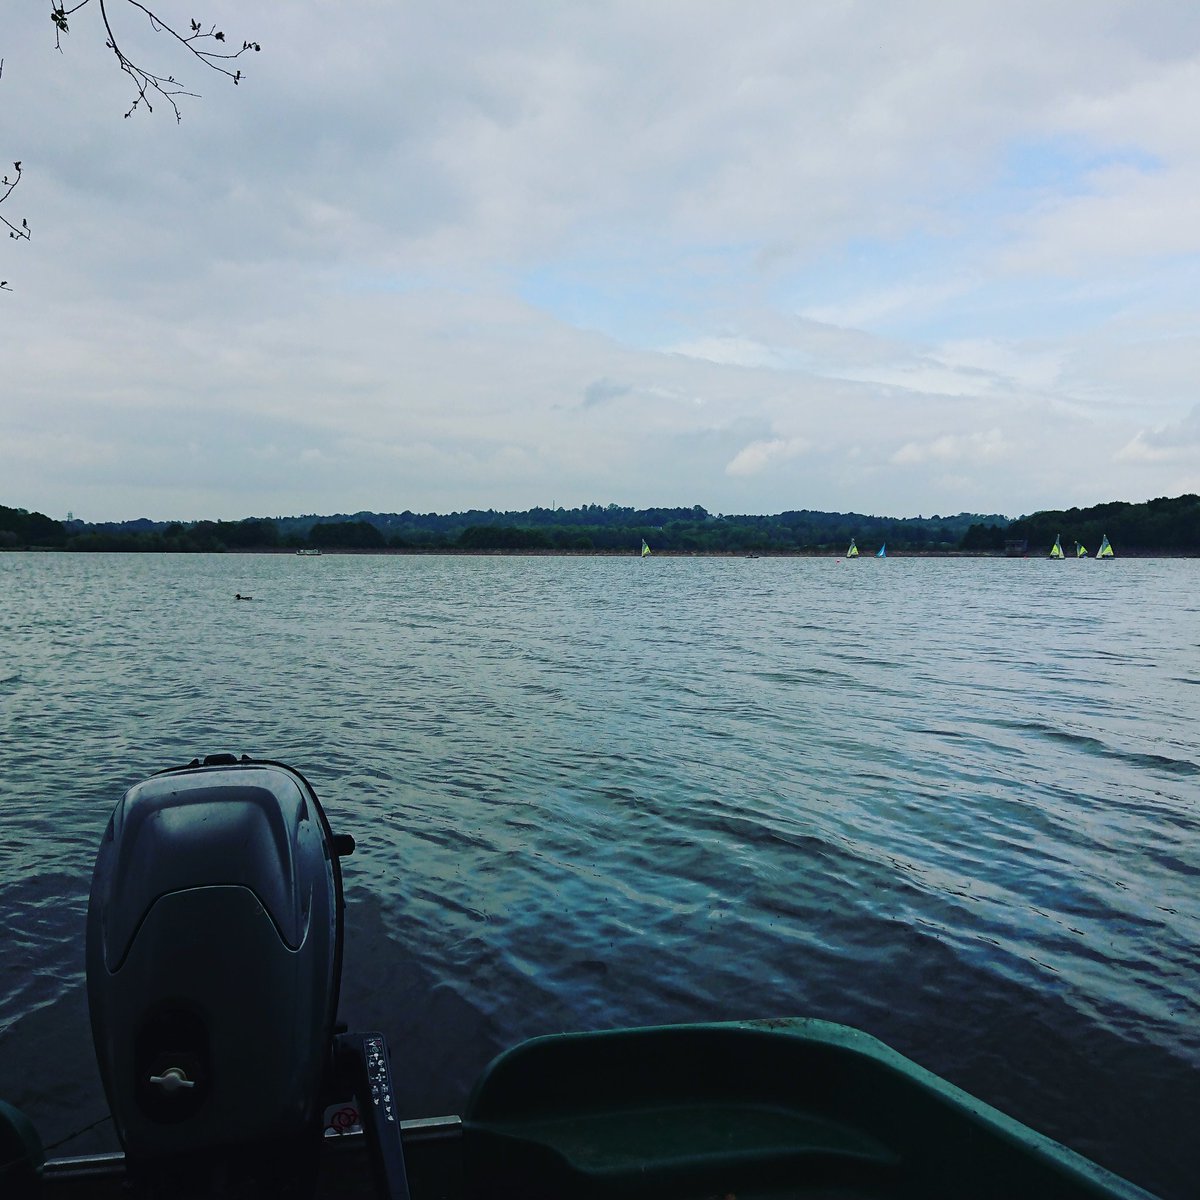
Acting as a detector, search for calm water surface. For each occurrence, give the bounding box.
[0,551,1197,1197]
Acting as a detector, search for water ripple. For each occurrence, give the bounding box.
[0,553,1197,1196]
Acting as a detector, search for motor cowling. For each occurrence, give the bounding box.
[86,756,347,1175]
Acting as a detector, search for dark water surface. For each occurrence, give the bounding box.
[1,551,1196,1196]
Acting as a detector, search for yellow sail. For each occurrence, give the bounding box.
[1098,535,1114,558]
[641,539,651,558]
[846,539,859,558]
[1049,535,1064,559]
[1076,542,1088,558]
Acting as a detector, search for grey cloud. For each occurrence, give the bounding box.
[583,378,632,408]
[3,2,1197,521]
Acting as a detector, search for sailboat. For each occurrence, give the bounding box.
[641,539,651,558]
[1098,534,1115,559]
[876,544,886,558]
[1075,541,1089,558]
[1049,535,1064,559]
[846,538,859,558]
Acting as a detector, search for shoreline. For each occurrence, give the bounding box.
[6,547,1192,558]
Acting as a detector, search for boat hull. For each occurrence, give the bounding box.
[28,1019,1159,1199]
[462,1019,1155,1199]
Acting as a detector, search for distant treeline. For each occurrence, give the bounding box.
[1,503,1000,553]
[3,496,1198,554]
[961,493,1200,555]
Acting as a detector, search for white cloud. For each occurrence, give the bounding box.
[1115,435,1179,465]
[998,165,1200,275]
[1116,405,1200,464]
[926,340,1067,394]
[891,429,1010,466]
[726,437,811,477]
[667,336,783,369]
[800,276,979,334]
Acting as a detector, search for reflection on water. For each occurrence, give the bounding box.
[0,551,1197,1197]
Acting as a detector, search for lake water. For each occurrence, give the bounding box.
[0,551,1196,1197]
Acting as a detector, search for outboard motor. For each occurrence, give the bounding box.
[86,755,353,1195]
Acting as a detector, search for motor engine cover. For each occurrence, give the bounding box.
[86,759,344,1162]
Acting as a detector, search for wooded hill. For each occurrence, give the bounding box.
[962,494,1200,555]
[3,503,1002,553]
[3,495,1198,554]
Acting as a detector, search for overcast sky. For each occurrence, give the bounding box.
[3,1,1199,522]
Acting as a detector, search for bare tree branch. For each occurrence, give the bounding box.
[3,6,261,290]
[1,61,30,288]
[0,160,30,242]
[51,0,262,121]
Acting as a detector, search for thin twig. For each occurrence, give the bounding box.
[0,154,30,246]
[50,1,261,121]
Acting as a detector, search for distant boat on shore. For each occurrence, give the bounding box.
[296,548,321,556]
